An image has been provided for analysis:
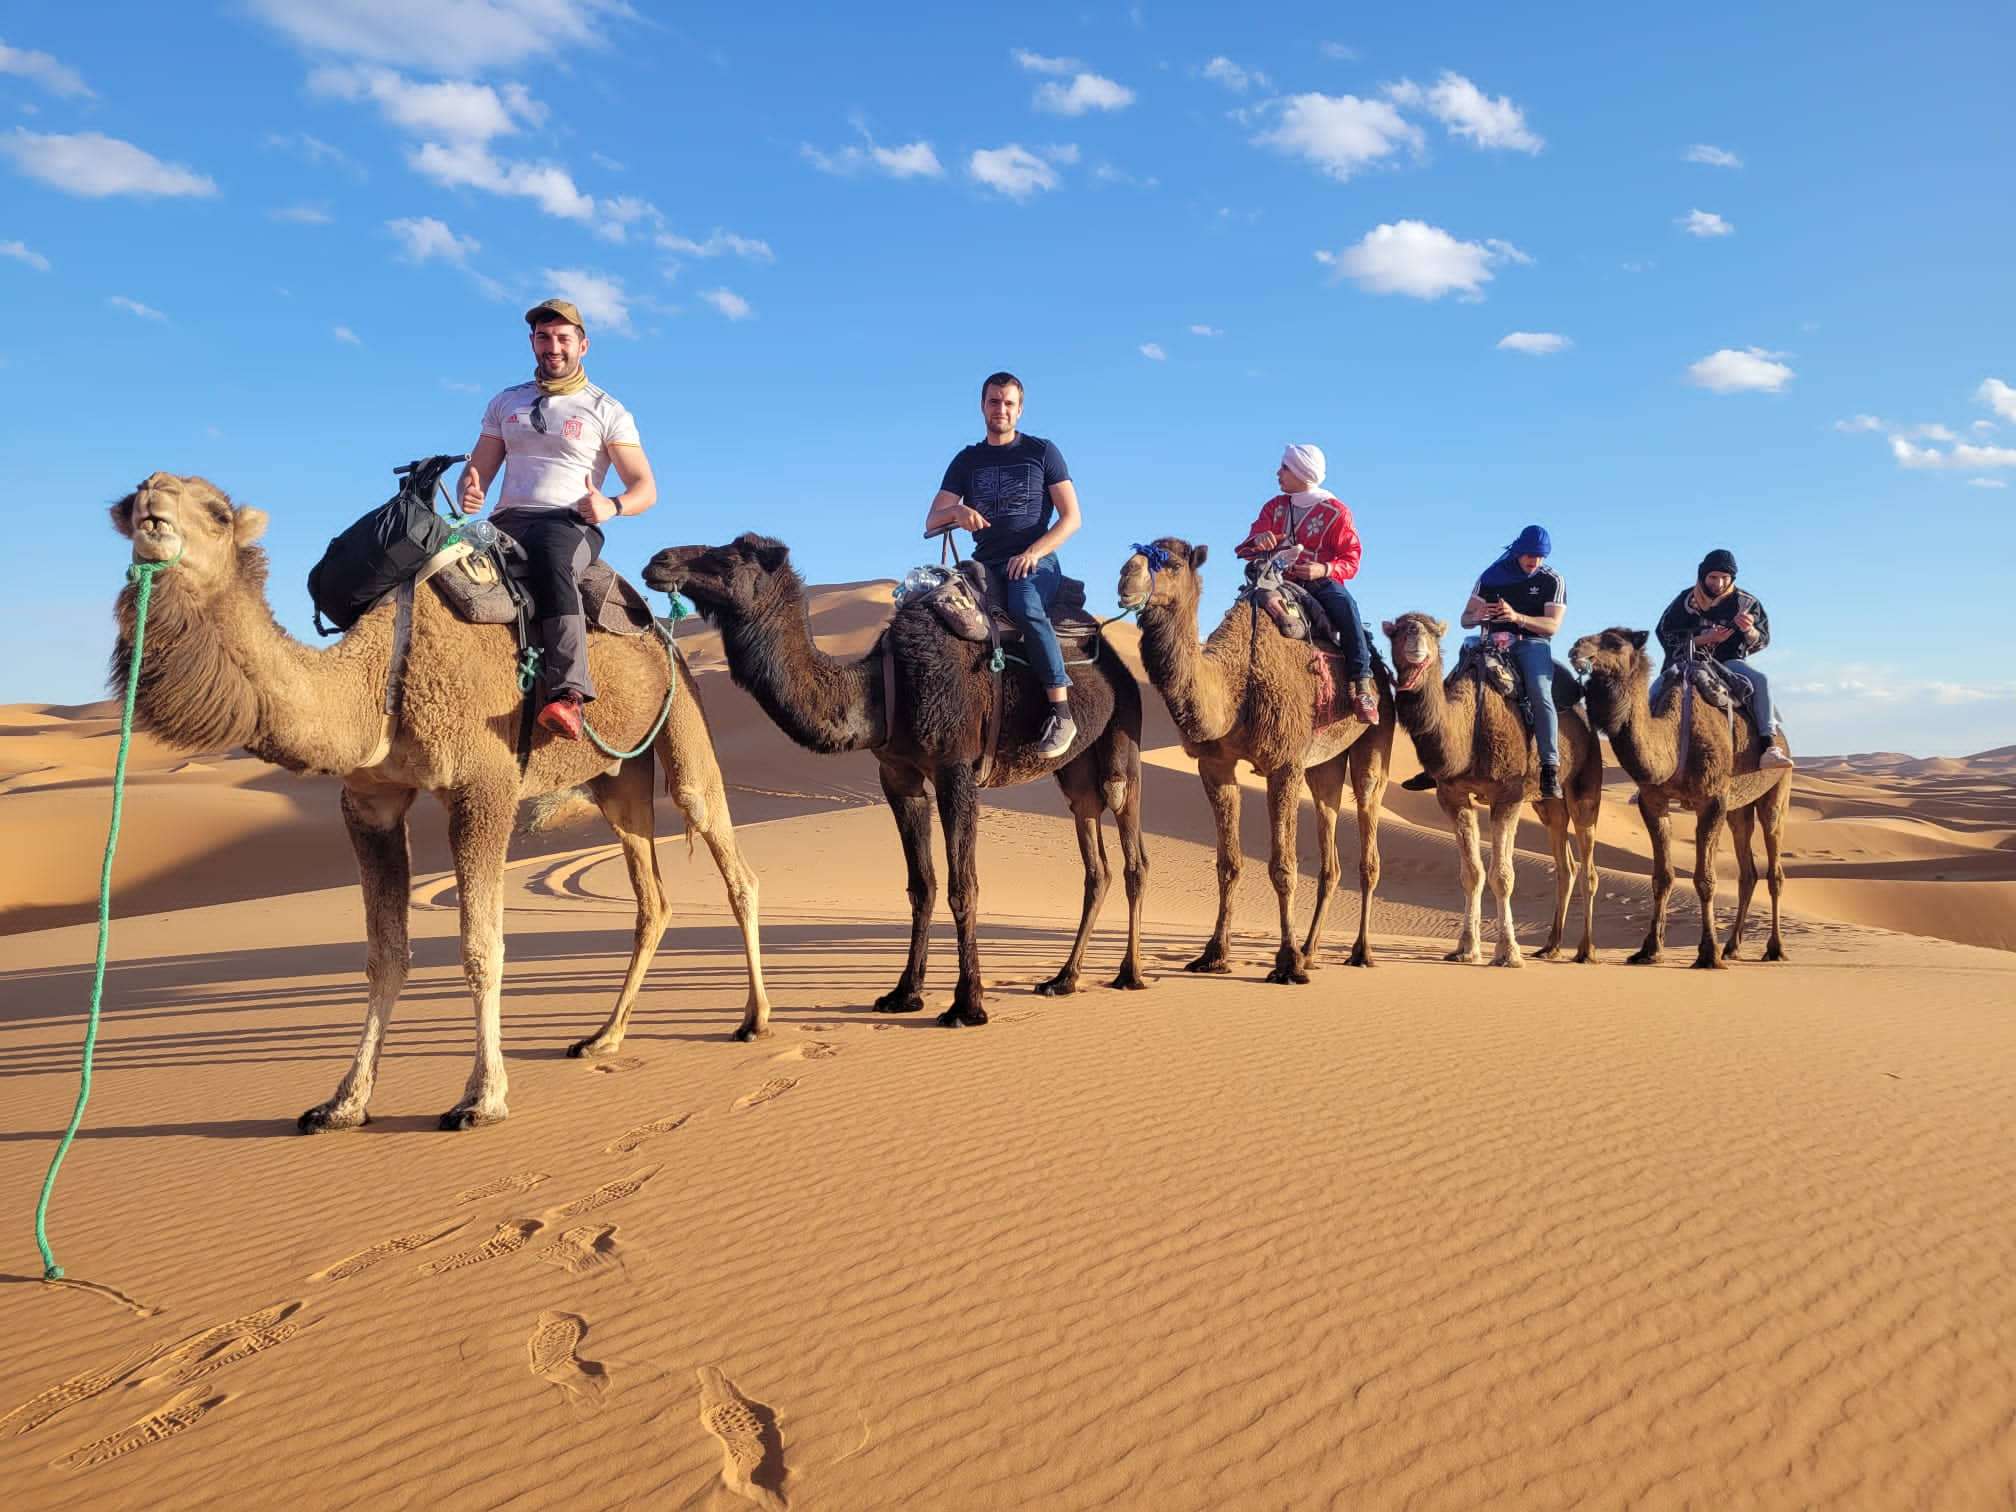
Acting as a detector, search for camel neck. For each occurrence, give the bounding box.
[1394,662,1469,779]
[715,585,881,754]
[1592,671,1678,787]
[1138,594,1237,745]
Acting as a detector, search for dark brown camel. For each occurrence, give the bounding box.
[1569,628,1792,967]
[1117,539,1392,983]
[1383,613,1602,965]
[643,534,1148,1026]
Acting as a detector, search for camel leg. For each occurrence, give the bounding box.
[1297,758,1345,970]
[1572,796,1600,963]
[1187,758,1241,974]
[1628,791,1674,965]
[1109,742,1150,991]
[1037,755,1111,997]
[1444,795,1486,964]
[934,762,987,1027]
[677,765,771,1040]
[567,757,672,1058]
[441,779,519,1130]
[1534,801,1574,960]
[1721,806,1759,961]
[874,761,935,1013]
[300,784,417,1133]
[1264,765,1309,985]
[1690,797,1729,970]
[1343,738,1386,968]
[1486,799,1525,968]
[1760,775,1790,962]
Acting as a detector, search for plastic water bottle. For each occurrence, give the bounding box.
[457,517,500,551]
[895,564,951,604]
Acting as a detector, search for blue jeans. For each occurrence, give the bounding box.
[1508,636,1560,768]
[987,554,1069,691]
[1720,661,1775,742]
[1305,578,1372,682]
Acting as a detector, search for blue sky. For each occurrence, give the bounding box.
[2,1,2011,754]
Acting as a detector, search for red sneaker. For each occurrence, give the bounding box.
[537,692,585,740]
[1353,677,1381,725]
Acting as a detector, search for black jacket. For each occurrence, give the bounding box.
[1656,585,1770,664]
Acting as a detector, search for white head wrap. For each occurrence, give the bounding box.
[1281,443,1327,489]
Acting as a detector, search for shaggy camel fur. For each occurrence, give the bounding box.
[1569,627,1792,967]
[1118,539,1392,982]
[1383,613,1602,965]
[111,474,769,1131]
[643,535,1147,1027]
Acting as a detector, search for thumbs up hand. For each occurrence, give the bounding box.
[577,470,617,524]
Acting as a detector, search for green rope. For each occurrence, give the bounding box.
[37,552,177,1280]
[580,593,690,760]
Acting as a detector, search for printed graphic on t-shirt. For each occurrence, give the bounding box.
[970,461,1046,533]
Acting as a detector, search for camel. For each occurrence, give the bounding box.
[111,473,769,1132]
[641,534,1147,1027]
[1117,539,1392,983]
[1382,613,1602,965]
[1568,627,1792,967]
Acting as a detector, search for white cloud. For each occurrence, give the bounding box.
[1832,414,1885,433]
[410,140,593,220]
[264,132,365,179]
[1317,220,1527,301]
[1139,342,1166,361]
[1387,71,1542,152]
[1685,144,1742,168]
[1201,57,1266,92]
[1680,209,1733,237]
[108,295,166,321]
[968,144,1061,200]
[334,325,362,345]
[1978,378,2016,423]
[656,227,774,262]
[387,214,479,264]
[442,379,482,393]
[538,268,631,335]
[269,204,333,223]
[1973,420,1998,434]
[699,287,753,321]
[1189,324,1222,336]
[0,130,217,198]
[593,194,662,243]
[801,119,944,180]
[1497,331,1570,355]
[1318,41,1358,61]
[309,67,542,142]
[1034,73,1136,115]
[1685,347,1793,394]
[1968,478,2007,489]
[1256,93,1422,181]
[247,0,627,70]
[0,239,49,271]
[1904,423,1958,442]
[0,36,92,98]
[1012,49,1078,75]
[1890,435,2016,471]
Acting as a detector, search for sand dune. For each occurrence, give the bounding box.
[3,580,2013,1507]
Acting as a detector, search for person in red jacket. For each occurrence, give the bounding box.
[1235,443,1379,722]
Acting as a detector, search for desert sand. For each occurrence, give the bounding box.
[3,584,2013,1509]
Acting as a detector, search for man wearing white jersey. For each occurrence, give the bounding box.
[457,298,658,739]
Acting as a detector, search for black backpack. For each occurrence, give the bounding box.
[307,454,465,636]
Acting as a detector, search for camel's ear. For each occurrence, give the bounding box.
[753,540,789,574]
[1190,543,1209,569]
[233,506,269,546]
[1431,618,1449,638]
[109,492,138,539]
[1629,629,1649,651]
[1380,620,1396,637]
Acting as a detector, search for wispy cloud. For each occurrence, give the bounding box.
[1318,41,1358,62]
[1317,221,1528,301]
[1188,323,1222,336]
[538,268,632,335]
[1890,436,2016,471]
[1256,93,1422,181]
[333,325,362,345]
[441,379,482,394]
[108,295,167,321]
[1034,72,1135,115]
[247,0,628,70]
[0,239,50,271]
[264,132,366,180]
[1978,378,2016,423]
[969,144,1062,200]
[657,228,774,262]
[1497,331,1570,355]
[1139,342,1166,361]
[699,287,753,321]
[1685,144,1742,168]
[410,140,593,220]
[269,204,333,224]
[1386,71,1542,152]
[1832,414,1884,433]
[1011,49,1078,75]
[1968,477,2007,489]
[1680,208,1733,237]
[0,130,217,198]
[309,66,543,143]
[1685,348,1793,394]
[387,214,479,264]
[0,36,92,98]
[1200,57,1266,92]
[802,116,944,180]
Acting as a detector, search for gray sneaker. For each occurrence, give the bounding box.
[1036,710,1077,759]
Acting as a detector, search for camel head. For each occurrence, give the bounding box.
[110,472,269,598]
[1567,627,1651,685]
[643,533,795,622]
[1381,612,1449,693]
[1117,537,1205,613]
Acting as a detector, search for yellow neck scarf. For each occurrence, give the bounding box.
[535,365,590,398]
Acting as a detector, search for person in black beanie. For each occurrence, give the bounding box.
[1654,549,1793,769]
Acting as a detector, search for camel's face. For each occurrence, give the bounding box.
[1568,627,1650,681]
[109,473,266,588]
[1382,614,1448,692]
[643,534,789,614]
[1116,537,1202,612]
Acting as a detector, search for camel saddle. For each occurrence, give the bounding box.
[904,559,1106,653]
[425,536,655,638]
[1457,632,1586,724]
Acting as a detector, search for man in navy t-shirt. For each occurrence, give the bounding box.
[925,371,1084,760]
[1461,524,1568,798]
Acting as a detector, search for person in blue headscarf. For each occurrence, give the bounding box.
[1464,525,1568,798]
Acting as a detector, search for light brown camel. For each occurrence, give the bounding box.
[111,473,769,1132]
[1382,613,1602,965]
[643,535,1147,1027]
[1568,627,1792,967]
[1117,539,1392,982]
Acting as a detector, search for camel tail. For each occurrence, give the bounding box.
[520,786,599,836]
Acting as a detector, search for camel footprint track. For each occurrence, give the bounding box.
[536,1224,622,1275]
[527,1311,609,1409]
[604,1113,691,1155]
[734,1077,798,1111]
[775,1041,840,1062]
[696,1365,788,1510]
[416,1219,544,1276]
[587,1055,646,1075]
[547,1166,662,1222]
[311,1220,467,1281]
[457,1171,549,1203]
[53,1387,228,1472]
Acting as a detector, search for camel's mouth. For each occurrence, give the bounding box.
[1394,657,1432,691]
[130,516,183,564]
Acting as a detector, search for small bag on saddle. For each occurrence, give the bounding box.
[428,533,655,638]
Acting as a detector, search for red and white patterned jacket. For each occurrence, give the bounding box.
[1238,492,1362,580]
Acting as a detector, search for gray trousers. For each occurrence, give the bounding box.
[492,508,603,702]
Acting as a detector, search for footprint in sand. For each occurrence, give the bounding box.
[696,1365,787,1510]
[604,1112,691,1155]
[0,1344,164,1438]
[139,1303,310,1390]
[416,1219,544,1276]
[547,1167,661,1222]
[775,1042,839,1062]
[52,1387,227,1472]
[311,1220,466,1282]
[587,1055,646,1075]
[734,1077,798,1111]
[535,1224,622,1275]
[527,1312,609,1409]
[457,1171,549,1203]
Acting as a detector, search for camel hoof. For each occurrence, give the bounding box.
[732,1021,771,1043]
[1762,942,1786,962]
[1183,955,1231,975]
[1110,967,1150,991]
[1489,955,1525,969]
[438,1105,506,1131]
[1346,948,1375,968]
[1035,974,1079,998]
[297,1105,368,1134]
[873,989,926,1014]
[1264,965,1311,986]
[1573,949,1594,964]
[566,1037,618,1060]
[1534,946,1561,961]
[1690,952,1726,971]
[1625,950,1660,966]
[936,1005,988,1027]
[1444,949,1482,964]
